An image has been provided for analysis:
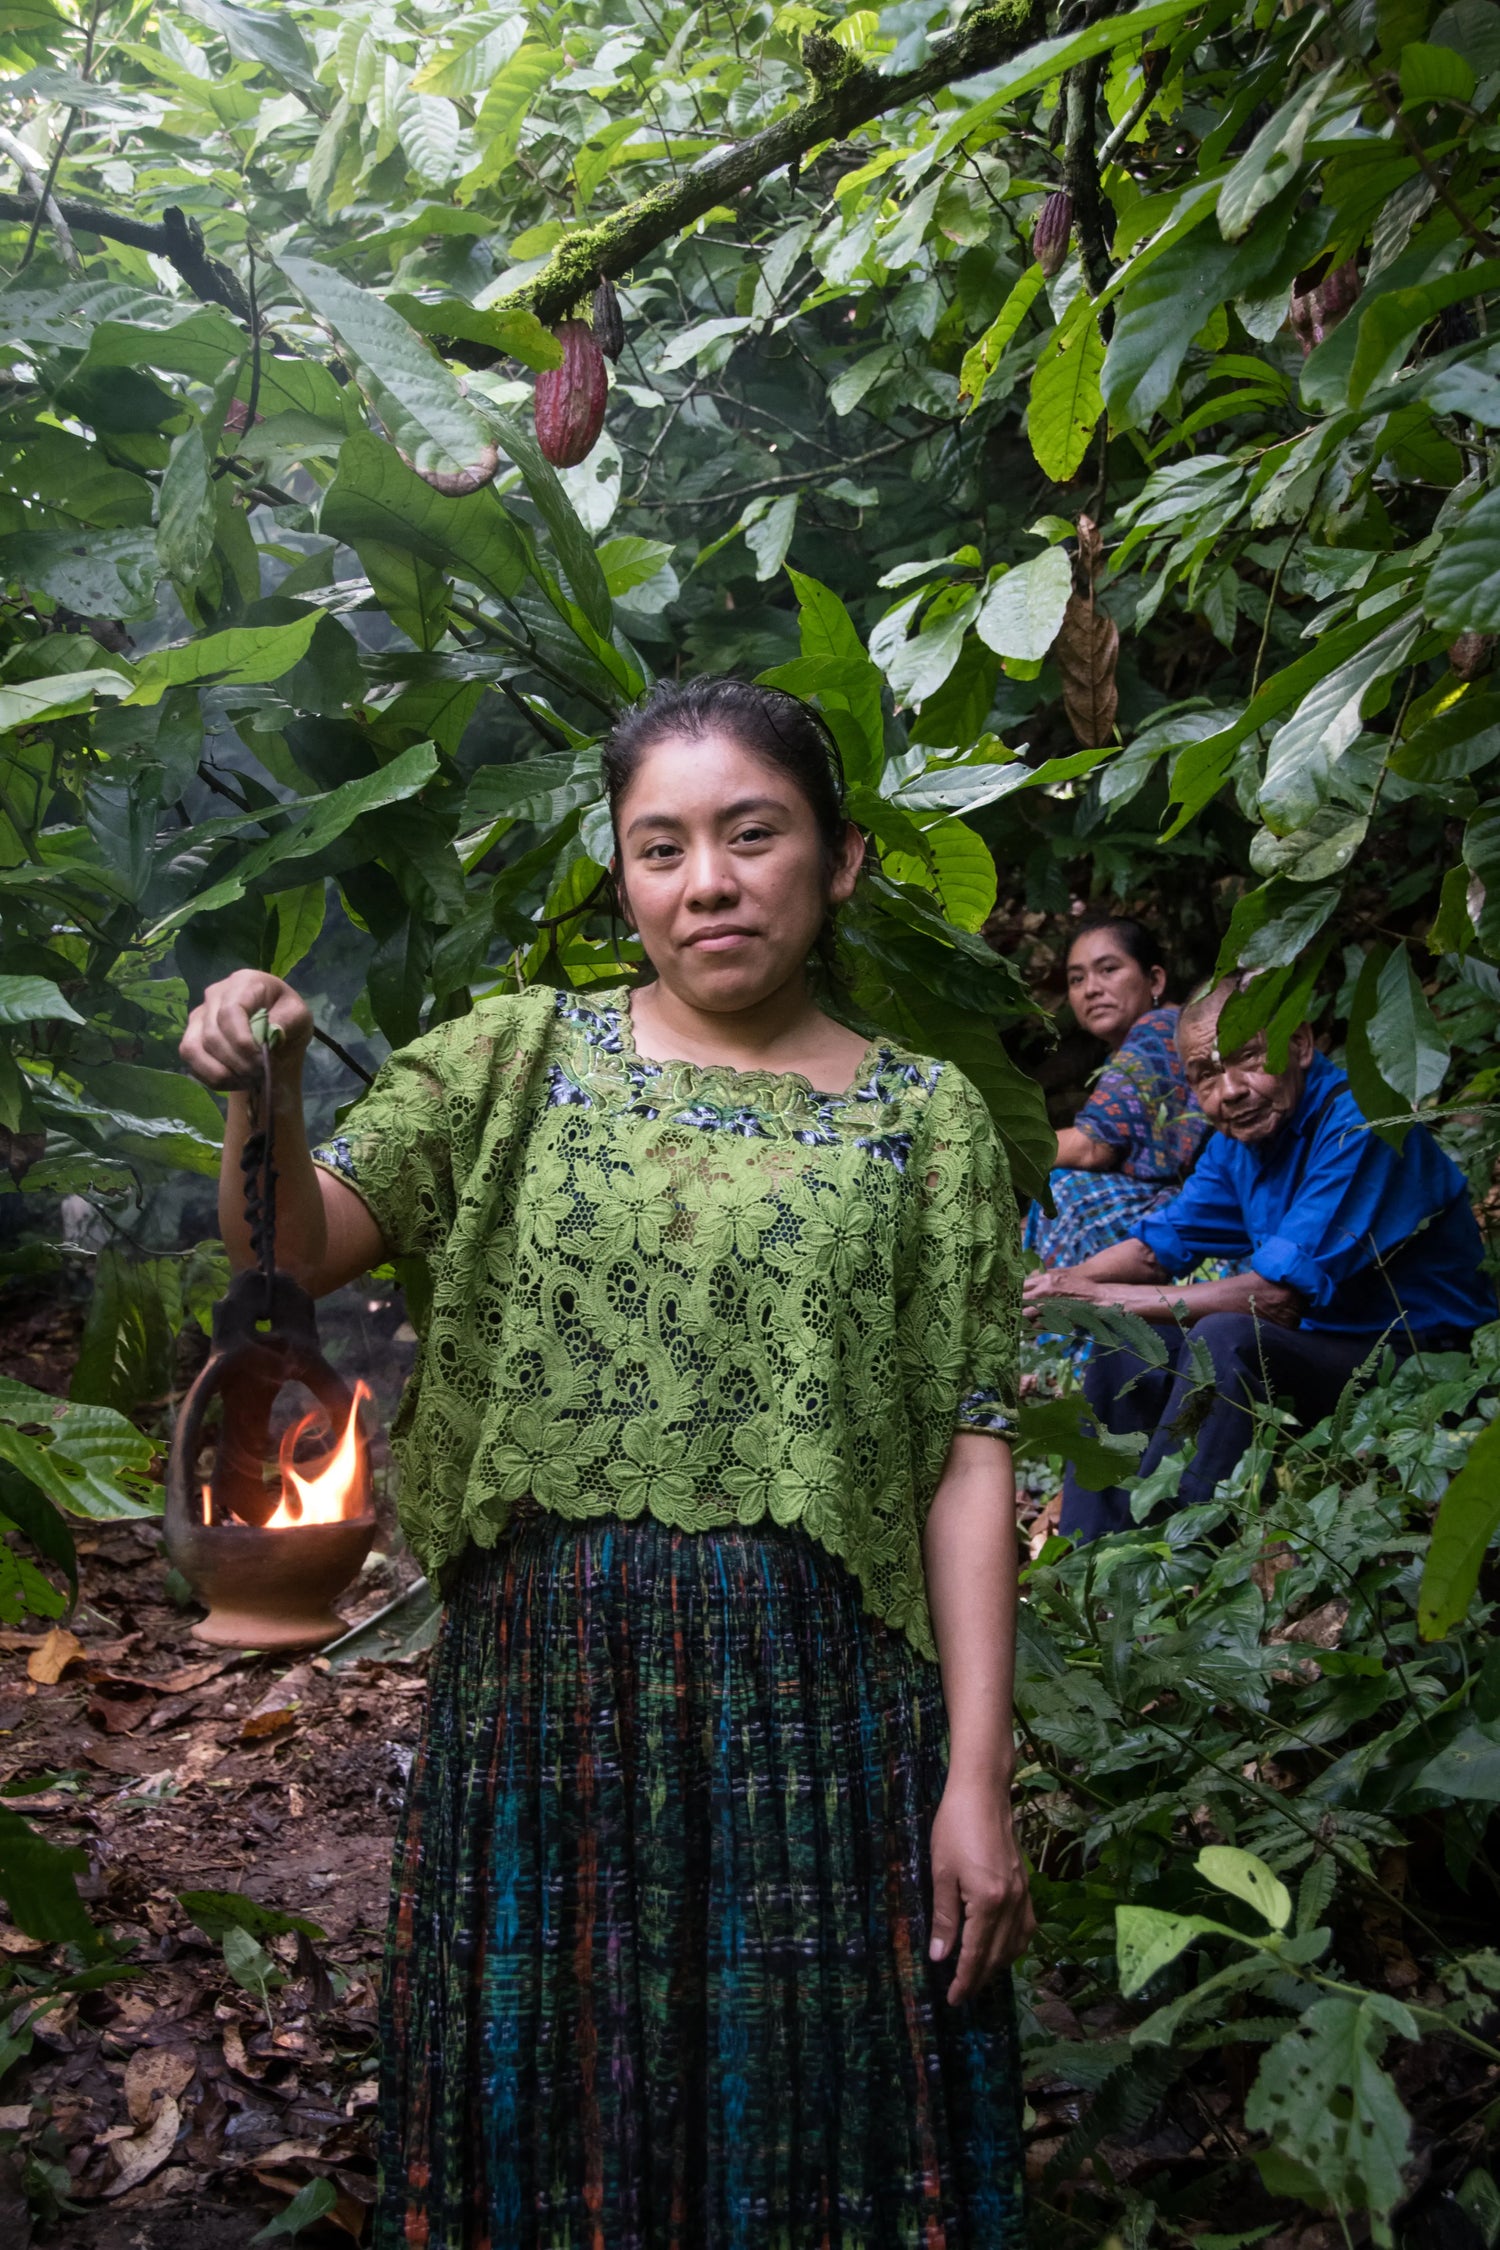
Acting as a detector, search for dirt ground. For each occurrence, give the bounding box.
[0,1265,427,2246]
[0,1513,429,2246]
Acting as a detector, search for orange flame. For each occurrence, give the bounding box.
[262,1381,373,1529]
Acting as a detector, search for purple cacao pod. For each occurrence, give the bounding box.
[1033,190,1073,279]
[534,319,608,468]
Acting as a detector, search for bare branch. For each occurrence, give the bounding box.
[0,193,251,318]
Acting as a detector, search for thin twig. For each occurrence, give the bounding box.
[312,1025,373,1086]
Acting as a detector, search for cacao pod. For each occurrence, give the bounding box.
[534,318,608,467]
[1449,631,1495,681]
[592,275,625,362]
[1033,190,1073,280]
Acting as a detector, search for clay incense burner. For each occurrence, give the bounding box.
[164,1268,375,1650]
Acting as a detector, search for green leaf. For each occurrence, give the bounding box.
[744,494,799,581]
[0,1807,97,1947]
[1028,294,1104,483]
[1364,947,1450,1110]
[274,255,496,483]
[463,45,562,189]
[178,1887,325,1943]
[221,1921,282,2004]
[388,292,563,371]
[0,670,131,730]
[321,431,528,606]
[1197,1846,1293,1931]
[1116,1905,1223,1997]
[975,547,1073,662]
[1400,37,1477,103]
[1347,262,1500,406]
[0,529,159,620]
[251,2179,338,2244]
[1419,1416,1500,1640]
[959,263,1045,411]
[1217,71,1332,241]
[394,81,460,187]
[0,975,84,1028]
[1424,487,1500,633]
[1014,1391,1147,1492]
[931,0,1204,162]
[1260,614,1422,831]
[1409,1721,1500,1800]
[597,535,676,597]
[179,0,319,90]
[472,403,613,637]
[1344,943,1415,1151]
[269,881,326,978]
[1244,1998,1414,2237]
[146,740,441,940]
[123,616,321,706]
[463,754,600,831]
[1104,223,1243,432]
[882,815,996,931]
[156,425,216,588]
[412,16,525,97]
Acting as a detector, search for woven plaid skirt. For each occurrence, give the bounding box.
[375,1502,1025,2250]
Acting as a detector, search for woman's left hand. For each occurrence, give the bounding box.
[928,1776,1035,2005]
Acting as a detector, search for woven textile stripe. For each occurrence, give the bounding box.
[376,1509,1026,2249]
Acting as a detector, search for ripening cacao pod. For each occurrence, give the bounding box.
[1449,631,1495,681]
[592,275,625,362]
[534,319,608,467]
[1033,190,1073,280]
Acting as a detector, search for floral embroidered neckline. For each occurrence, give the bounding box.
[557,987,931,1117]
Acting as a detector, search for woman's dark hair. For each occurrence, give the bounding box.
[601,677,847,866]
[1066,912,1166,978]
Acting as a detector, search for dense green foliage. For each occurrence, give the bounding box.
[2,0,1500,2238]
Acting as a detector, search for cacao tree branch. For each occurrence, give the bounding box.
[0,193,251,318]
[496,0,1046,325]
[1063,58,1113,297]
[0,131,81,277]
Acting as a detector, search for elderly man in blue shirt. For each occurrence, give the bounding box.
[1022,975,1495,1542]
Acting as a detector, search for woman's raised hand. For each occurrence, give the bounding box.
[180,970,312,1092]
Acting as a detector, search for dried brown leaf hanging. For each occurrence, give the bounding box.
[1055,591,1119,748]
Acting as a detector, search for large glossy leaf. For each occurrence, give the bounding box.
[321,432,528,606]
[275,255,497,482]
[472,402,612,637]
[1364,947,1451,1111]
[0,529,159,619]
[975,547,1072,662]
[146,740,441,939]
[1260,615,1421,831]
[124,616,320,705]
[1424,487,1500,632]
[0,671,130,730]
[180,0,319,90]
[1029,295,1104,481]
[0,975,85,1028]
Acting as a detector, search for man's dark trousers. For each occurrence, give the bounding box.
[1059,1314,1402,1542]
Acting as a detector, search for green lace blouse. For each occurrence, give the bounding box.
[312,984,1020,1659]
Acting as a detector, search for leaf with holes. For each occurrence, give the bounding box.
[1244,1997,1415,2235]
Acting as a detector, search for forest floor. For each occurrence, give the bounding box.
[0,1267,428,2247]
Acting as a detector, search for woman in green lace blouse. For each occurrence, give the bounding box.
[182,678,1034,2249]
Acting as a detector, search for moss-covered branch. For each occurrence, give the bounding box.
[503,0,1046,326]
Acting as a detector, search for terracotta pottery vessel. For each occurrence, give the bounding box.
[164,1269,375,1650]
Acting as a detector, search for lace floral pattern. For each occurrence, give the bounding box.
[311,985,1021,1658]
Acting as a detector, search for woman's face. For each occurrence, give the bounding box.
[1066,927,1165,1047]
[614,729,863,1014]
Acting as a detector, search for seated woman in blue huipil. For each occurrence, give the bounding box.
[1026,913,1208,1271]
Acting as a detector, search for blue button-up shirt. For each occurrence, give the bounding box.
[1137,1051,1495,1338]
